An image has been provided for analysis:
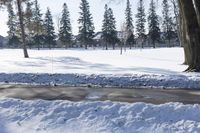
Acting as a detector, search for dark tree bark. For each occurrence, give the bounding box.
[178,0,200,71]
[194,0,200,26]
[177,0,190,65]
[17,0,29,58]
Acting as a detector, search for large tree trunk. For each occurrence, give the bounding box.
[178,0,200,71]
[17,0,29,58]
[194,0,200,26]
[177,0,191,65]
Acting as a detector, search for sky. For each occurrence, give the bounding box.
[0,0,162,37]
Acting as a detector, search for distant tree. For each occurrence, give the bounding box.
[43,7,56,49]
[125,0,135,49]
[107,8,118,49]
[162,0,174,47]
[32,0,44,49]
[148,0,160,48]
[135,0,146,48]
[78,0,95,49]
[101,5,118,50]
[101,4,109,50]
[7,1,20,47]
[170,0,181,46]
[59,3,72,48]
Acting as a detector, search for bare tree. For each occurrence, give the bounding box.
[170,0,181,46]
[17,0,29,58]
[120,22,130,55]
[1,0,29,58]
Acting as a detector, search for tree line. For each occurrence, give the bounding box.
[1,0,179,50]
[1,0,200,72]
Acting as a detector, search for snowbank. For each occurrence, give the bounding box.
[0,73,200,89]
[0,98,200,133]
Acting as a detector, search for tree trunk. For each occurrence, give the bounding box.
[194,0,200,26]
[106,42,108,50]
[120,42,123,55]
[17,0,29,58]
[153,40,155,48]
[178,0,200,71]
[177,0,190,65]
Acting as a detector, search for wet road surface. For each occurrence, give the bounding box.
[0,84,200,104]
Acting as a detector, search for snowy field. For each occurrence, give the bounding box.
[0,98,200,133]
[0,48,200,88]
[0,47,187,74]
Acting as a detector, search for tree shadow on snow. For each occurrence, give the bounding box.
[9,56,186,76]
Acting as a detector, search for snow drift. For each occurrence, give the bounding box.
[0,98,200,133]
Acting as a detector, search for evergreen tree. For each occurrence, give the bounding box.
[135,0,146,48]
[32,0,44,49]
[107,8,118,49]
[101,5,118,50]
[43,7,56,49]
[148,0,160,48]
[162,0,174,47]
[24,1,34,48]
[125,0,135,49]
[101,4,110,50]
[59,3,72,48]
[7,2,20,47]
[78,0,95,49]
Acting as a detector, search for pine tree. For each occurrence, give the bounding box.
[59,3,72,48]
[107,8,118,49]
[125,0,135,49]
[7,2,20,47]
[101,5,118,50]
[135,0,146,48]
[78,0,95,49]
[32,0,44,49]
[24,1,34,48]
[101,4,110,50]
[43,7,56,49]
[148,0,160,48]
[162,0,174,47]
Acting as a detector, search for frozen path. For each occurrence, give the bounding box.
[1,84,200,104]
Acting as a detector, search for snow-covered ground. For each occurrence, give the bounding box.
[1,48,200,133]
[0,98,200,133]
[0,48,187,74]
[0,48,200,88]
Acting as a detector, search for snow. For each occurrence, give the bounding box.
[0,98,199,133]
[0,48,200,132]
[0,47,199,88]
[0,48,187,74]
